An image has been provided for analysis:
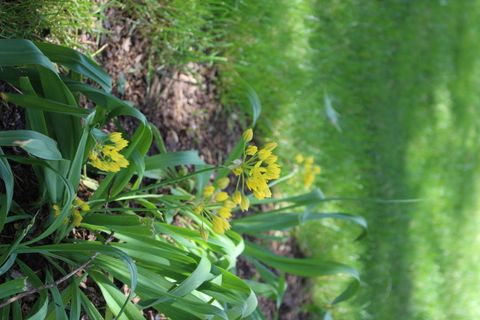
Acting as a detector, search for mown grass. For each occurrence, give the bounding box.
[219,0,480,319]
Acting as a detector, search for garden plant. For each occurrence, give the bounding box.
[0,40,366,319]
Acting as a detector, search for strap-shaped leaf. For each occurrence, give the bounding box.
[1,93,90,116]
[0,40,56,72]
[35,42,112,92]
[0,130,62,160]
[233,211,367,240]
[0,148,13,232]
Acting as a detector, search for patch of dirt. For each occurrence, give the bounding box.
[93,7,241,165]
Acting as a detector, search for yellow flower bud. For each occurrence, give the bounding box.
[217,177,230,190]
[240,195,250,211]
[246,145,258,156]
[264,142,277,151]
[72,209,83,227]
[224,199,236,209]
[203,185,215,197]
[200,228,209,240]
[232,191,242,204]
[295,154,304,164]
[193,205,204,215]
[215,192,229,202]
[53,204,61,217]
[242,128,253,142]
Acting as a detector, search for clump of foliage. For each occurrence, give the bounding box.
[0,40,365,319]
[0,1,105,50]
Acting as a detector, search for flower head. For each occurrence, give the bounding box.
[89,132,129,173]
[228,128,281,208]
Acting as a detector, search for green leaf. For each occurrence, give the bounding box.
[89,271,145,320]
[0,277,27,299]
[0,40,56,72]
[244,241,359,278]
[16,260,49,320]
[144,151,205,178]
[233,211,367,240]
[35,42,112,92]
[0,148,13,232]
[1,93,90,116]
[0,130,63,160]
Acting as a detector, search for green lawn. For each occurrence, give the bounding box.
[218,0,480,319]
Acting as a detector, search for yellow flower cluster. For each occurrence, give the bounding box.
[89,132,129,173]
[193,177,236,236]
[295,154,321,188]
[52,197,90,227]
[230,128,281,204]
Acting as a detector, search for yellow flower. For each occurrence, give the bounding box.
[232,191,242,204]
[203,185,215,197]
[215,192,229,202]
[200,228,209,240]
[212,216,227,234]
[53,204,61,217]
[88,132,130,173]
[257,149,272,161]
[264,142,278,151]
[109,132,129,150]
[265,163,281,180]
[224,199,236,209]
[218,207,232,219]
[305,156,314,165]
[303,172,315,188]
[265,154,278,165]
[240,195,250,211]
[232,167,243,176]
[313,165,321,174]
[217,177,230,190]
[193,205,204,215]
[295,154,304,164]
[246,145,258,155]
[243,128,253,142]
[72,209,83,227]
[74,197,90,212]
